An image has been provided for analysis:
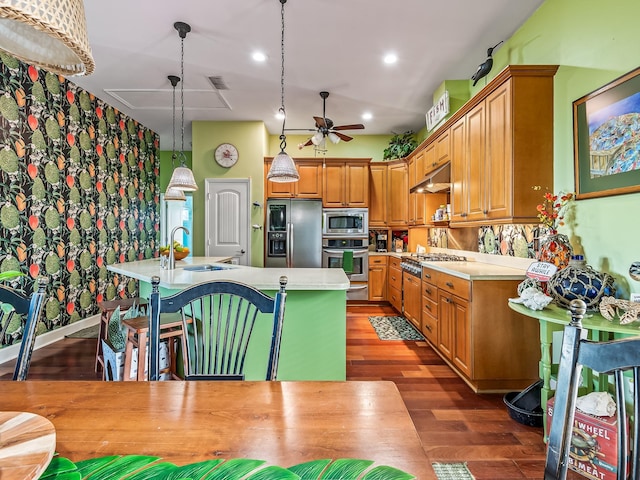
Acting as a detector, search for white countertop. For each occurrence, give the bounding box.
[107,257,350,290]
[420,261,526,280]
[372,249,529,280]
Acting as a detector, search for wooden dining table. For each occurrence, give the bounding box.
[0,380,434,478]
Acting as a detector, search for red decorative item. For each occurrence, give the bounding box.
[537,232,573,269]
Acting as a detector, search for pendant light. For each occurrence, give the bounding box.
[164,75,186,201]
[266,0,299,183]
[0,0,94,76]
[167,21,198,192]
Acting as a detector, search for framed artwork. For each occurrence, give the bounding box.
[573,66,640,199]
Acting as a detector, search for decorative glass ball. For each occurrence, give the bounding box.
[547,255,616,310]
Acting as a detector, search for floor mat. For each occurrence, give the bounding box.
[432,463,476,480]
[367,316,425,341]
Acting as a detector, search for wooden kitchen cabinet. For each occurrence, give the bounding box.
[368,256,388,301]
[421,265,539,392]
[402,271,422,330]
[438,283,471,379]
[368,163,387,227]
[387,161,408,226]
[264,159,322,199]
[450,116,467,222]
[421,267,438,344]
[447,65,557,226]
[322,159,370,208]
[387,256,402,312]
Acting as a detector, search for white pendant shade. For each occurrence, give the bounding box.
[167,166,198,191]
[267,150,299,183]
[0,0,95,76]
[328,132,340,144]
[164,186,186,201]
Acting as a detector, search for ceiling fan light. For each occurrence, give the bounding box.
[168,166,198,191]
[311,131,324,145]
[164,186,186,201]
[328,132,340,144]
[267,149,299,183]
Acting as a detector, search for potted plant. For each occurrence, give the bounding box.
[383,131,418,160]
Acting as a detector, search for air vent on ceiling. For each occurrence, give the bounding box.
[208,76,229,90]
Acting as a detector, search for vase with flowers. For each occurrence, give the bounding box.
[536,191,574,269]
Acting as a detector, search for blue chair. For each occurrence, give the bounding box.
[147,275,288,381]
[0,277,47,381]
[545,299,640,480]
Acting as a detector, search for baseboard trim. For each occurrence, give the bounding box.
[0,314,100,365]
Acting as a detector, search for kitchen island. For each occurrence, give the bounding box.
[107,257,350,380]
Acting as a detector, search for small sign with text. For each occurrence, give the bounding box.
[426,91,450,131]
[526,262,558,282]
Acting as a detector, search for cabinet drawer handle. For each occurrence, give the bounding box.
[424,324,432,332]
[423,273,431,279]
[483,210,488,215]
[443,297,451,303]
[445,281,454,288]
[424,287,431,294]
[391,276,396,281]
[373,259,382,263]
[424,304,431,311]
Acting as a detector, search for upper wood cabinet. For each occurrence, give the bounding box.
[410,65,558,226]
[322,158,370,208]
[448,65,557,226]
[369,163,388,227]
[387,161,408,226]
[264,158,323,199]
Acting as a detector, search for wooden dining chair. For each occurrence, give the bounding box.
[545,298,640,480]
[147,275,288,381]
[0,277,48,381]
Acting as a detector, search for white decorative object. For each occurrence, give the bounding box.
[426,91,449,131]
[576,392,616,417]
[509,287,553,311]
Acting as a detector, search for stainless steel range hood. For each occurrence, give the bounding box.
[410,162,451,193]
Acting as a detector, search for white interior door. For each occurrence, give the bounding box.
[205,179,250,265]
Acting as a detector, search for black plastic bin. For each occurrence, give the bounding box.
[503,379,544,427]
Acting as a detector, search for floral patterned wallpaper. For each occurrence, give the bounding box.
[0,52,159,346]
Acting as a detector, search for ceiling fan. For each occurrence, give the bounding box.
[290,91,365,149]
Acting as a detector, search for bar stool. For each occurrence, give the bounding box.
[94,297,148,375]
[121,313,189,381]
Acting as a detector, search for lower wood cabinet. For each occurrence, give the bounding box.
[422,266,539,393]
[402,271,421,330]
[421,268,438,345]
[368,256,388,301]
[387,257,402,312]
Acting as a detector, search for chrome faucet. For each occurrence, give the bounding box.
[168,226,190,270]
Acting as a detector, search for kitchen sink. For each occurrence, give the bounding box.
[182,264,232,272]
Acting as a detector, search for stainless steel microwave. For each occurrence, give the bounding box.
[322,208,368,237]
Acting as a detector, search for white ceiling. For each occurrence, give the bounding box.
[71,0,545,150]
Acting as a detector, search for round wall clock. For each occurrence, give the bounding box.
[214,143,239,168]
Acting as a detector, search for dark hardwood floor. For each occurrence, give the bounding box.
[0,303,566,479]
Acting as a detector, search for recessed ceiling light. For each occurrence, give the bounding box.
[362,112,372,120]
[252,51,267,62]
[383,53,397,65]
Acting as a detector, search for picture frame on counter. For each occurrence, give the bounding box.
[573,65,640,200]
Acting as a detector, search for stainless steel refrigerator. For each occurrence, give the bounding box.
[265,199,322,268]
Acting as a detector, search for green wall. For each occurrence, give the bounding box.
[478,0,640,297]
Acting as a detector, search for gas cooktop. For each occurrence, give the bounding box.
[400,253,468,276]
